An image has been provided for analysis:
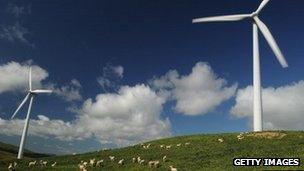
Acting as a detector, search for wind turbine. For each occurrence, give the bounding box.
[192,0,288,132]
[11,67,52,159]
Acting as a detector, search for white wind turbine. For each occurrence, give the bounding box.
[192,0,288,132]
[11,67,52,159]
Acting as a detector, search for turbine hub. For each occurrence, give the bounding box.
[251,12,258,18]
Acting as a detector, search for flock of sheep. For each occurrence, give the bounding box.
[7,133,248,170]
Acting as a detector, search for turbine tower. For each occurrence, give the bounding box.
[11,67,52,159]
[192,0,288,131]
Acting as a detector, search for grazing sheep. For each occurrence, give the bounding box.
[79,164,87,171]
[109,156,115,161]
[51,162,57,167]
[28,161,37,167]
[166,145,172,149]
[139,159,145,165]
[118,159,124,165]
[89,158,96,167]
[176,143,181,147]
[160,144,164,148]
[185,142,190,146]
[237,134,245,140]
[218,138,224,143]
[163,155,167,162]
[169,165,177,171]
[96,159,104,167]
[42,161,48,166]
[8,163,14,171]
[132,157,136,163]
[238,136,244,140]
[148,160,160,168]
[137,156,141,163]
[83,161,88,167]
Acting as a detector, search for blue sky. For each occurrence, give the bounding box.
[0,0,304,154]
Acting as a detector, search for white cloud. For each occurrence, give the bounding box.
[0,84,171,146]
[0,61,48,93]
[0,22,33,47]
[230,81,304,130]
[151,62,237,115]
[6,4,31,17]
[97,64,124,92]
[53,79,82,102]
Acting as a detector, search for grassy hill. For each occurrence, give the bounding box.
[1,131,304,170]
[0,141,51,164]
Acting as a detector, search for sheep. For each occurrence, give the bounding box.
[176,143,181,147]
[118,159,124,165]
[28,161,37,167]
[185,142,190,146]
[218,138,224,143]
[79,164,87,171]
[39,160,47,166]
[163,155,167,162]
[237,134,245,140]
[132,157,136,163]
[166,145,172,149]
[83,161,88,167]
[160,144,164,148]
[169,165,177,171]
[51,162,57,167]
[8,163,14,171]
[148,160,160,168]
[137,156,141,163]
[139,159,145,165]
[89,158,96,167]
[96,159,104,167]
[109,156,115,161]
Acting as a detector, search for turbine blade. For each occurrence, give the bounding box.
[29,67,32,91]
[254,17,288,68]
[255,0,270,14]
[11,93,30,119]
[192,14,251,23]
[31,89,53,94]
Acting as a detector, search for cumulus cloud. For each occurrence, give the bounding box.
[0,84,171,146]
[97,63,124,92]
[53,79,82,102]
[230,81,304,130]
[151,62,237,115]
[0,61,48,93]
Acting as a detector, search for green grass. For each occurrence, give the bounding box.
[1,131,304,170]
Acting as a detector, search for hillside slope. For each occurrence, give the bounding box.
[1,131,304,170]
[0,141,50,164]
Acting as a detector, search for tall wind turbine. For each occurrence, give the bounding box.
[192,0,288,132]
[11,67,52,159]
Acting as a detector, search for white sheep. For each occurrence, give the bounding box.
[176,143,181,147]
[218,138,224,143]
[28,161,37,167]
[96,159,104,167]
[170,165,177,171]
[139,159,145,165]
[8,163,14,171]
[109,156,115,161]
[132,157,136,163]
[83,161,88,167]
[118,159,124,165]
[160,144,164,148]
[148,160,160,168]
[137,156,141,163]
[163,155,167,162]
[89,158,96,167]
[166,145,172,149]
[237,134,245,140]
[51,162,57,167]
[79,164,87,171]
[185,142,190,146]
